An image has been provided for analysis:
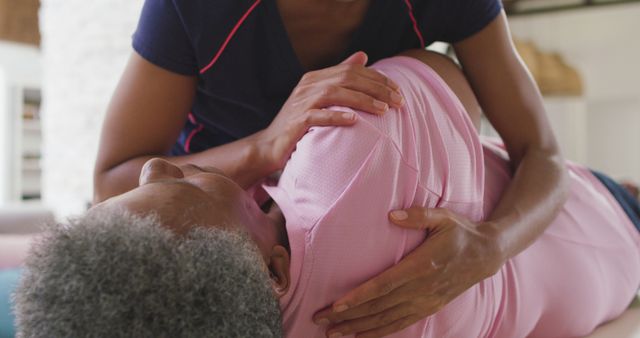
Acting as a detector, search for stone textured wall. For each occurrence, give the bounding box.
[40,0,143,217]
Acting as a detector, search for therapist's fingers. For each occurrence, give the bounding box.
[287,108,357,151]
[356,65,401,92]
[264,108,359,170]
[335,53,400,91]
[299,109,359,128]
[324,65,404,109]
[320,255,420,317]
[300,52,403,111]
[331,63,401,92]
[337,51,400,91]
[279,108,358,156]
[389,207,458,231]
[311,86,395,115]
[339,50,369,67]
[314,288,409,325]
[323,303,413,337]
[321,72,405,109]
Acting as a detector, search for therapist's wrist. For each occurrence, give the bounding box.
[218,131,276,190]
[250,130,280,176]
[476,220,509,277]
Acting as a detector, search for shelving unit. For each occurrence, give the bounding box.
[3,84,42,203]
[14,87,42,200]
[0,41,42,206]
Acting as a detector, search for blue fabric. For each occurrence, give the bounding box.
[591,170,640,233]
[0,268,21,338]
[132,0,503,155]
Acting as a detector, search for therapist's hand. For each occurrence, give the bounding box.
[313,207,505,338]
[256,51,404,173]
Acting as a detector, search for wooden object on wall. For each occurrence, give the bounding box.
[0,0,41,46]
[514,40,541,79]
[537,52,584,96]
[514,39,584,96]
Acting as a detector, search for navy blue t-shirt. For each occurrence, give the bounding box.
[132,0,502,155]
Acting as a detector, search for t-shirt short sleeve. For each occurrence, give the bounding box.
[132,0,198,76]
[424,0,503,44]
[266,115,385,229]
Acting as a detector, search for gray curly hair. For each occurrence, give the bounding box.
[13,208,282,338]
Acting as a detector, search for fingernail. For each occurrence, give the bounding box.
[314,316,330,325]
[329,333,342,338]
[373,100,388,111]
[389,80,400,90]
[334,304,349,313]
[342,112,356,120]
[391,210,408,220]
[391,92,404,106]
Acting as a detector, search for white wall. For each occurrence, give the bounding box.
[40,0,144,217]
[0,42,41,83]
[508,3,640,182]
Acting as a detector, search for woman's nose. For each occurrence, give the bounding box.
[139,158,184,185]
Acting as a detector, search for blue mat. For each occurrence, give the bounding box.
[591,170,640,233]
[0,268,21,338]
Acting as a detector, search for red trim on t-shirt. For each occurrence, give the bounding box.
[187,112,197,124]
[199,0,263,74]
[184,112,204,153]
[403,0,425,49]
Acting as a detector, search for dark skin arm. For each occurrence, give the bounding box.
[94,51,403,202]
[94,52,260,201]
[314,12,569,338]
[454,11,569,259]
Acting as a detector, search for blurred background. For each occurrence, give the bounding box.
[0,0,639,225]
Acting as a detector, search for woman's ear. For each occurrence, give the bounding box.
[268,245,290,298]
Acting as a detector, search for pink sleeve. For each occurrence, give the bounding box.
[271,127,430,337]
[266,118,386,229]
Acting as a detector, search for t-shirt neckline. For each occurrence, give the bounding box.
[264,0,382,76]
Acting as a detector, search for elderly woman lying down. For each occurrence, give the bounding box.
[14,51,640,338]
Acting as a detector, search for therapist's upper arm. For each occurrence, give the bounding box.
[94,52,197,192]
[453,11,560,166]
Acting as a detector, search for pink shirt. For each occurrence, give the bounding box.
[264,56,640,337]
[481,139,640,337]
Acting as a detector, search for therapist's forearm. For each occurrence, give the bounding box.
[94,132,267,203]
[481,146,569,263]
[452,12,570,267]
